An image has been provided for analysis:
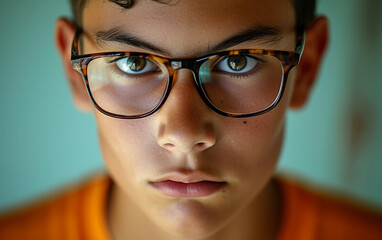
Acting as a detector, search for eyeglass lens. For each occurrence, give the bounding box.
[86,54,284,117]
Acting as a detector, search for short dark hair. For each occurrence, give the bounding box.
[70,0,316,29]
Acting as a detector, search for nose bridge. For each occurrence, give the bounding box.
[156,67,216,154]
[168,60,202,100]
[172,66,198,89]
[170,60,197,72]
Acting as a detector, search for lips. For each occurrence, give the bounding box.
[150,180,226,198]
[149,172,226,198]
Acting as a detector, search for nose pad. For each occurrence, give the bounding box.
[156,69,216,153]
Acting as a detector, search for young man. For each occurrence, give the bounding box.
[1,0,382,239]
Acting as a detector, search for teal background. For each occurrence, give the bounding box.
[0,0,381,211]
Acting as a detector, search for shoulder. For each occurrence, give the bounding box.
[0,174,111,240]
[277,176,382,240]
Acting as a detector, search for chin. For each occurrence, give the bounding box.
[152,199,229,239]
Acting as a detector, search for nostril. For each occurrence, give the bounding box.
[195,142,207,150]
[157,122,216,152]
[160,141,211,152]
[163,143,175,149]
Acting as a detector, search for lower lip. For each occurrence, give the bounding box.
[150,180,226,198]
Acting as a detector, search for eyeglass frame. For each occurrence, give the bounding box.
[71,27,305,119]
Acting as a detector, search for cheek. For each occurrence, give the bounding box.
[231,108,285,158]
[95,114,160,189]
[216,101,287,189]
[231,67,297,168]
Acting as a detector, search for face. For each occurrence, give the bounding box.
[81,0,297,238]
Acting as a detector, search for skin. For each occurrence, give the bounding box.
[55,0,328,239]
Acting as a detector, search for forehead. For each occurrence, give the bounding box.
[82,0,296,56]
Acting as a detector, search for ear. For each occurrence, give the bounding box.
[55,18,92,112]
[290,16,329,109]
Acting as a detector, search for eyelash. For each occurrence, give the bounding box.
[216,56,266,79]
[105,54,267,79]
[107,56,160,79]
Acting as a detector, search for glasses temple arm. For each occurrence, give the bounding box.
[295,30,306,63]
[71,28,83,71]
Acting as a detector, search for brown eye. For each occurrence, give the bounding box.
[115,56,157,74]
[227,55,247,71]
[215,55,259,74]
[126,56,146,72]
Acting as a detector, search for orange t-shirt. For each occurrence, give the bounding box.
[1,174,381,240]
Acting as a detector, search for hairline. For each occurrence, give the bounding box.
[70,0,316,29]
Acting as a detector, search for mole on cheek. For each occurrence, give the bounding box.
[243,121,247,124]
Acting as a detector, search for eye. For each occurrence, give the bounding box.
[115,56,157,74]
[215,55,260,74]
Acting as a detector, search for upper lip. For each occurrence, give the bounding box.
[151,170,224,184]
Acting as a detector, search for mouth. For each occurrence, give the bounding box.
[149,180,227,198]
[149,171,227,198]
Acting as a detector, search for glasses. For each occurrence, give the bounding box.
[71,28,305,119]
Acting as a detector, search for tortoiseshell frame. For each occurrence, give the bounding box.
[71,28,305,119]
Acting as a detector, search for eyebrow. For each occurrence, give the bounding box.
[210,26,282,53]
[95,25,283,56]
[96,28,168,55]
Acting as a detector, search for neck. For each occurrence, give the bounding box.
[107,179,282,240]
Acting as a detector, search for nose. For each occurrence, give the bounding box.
[156,69,216,153]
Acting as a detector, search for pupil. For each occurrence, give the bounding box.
[228,55,247,71]
[127,57,146,71]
